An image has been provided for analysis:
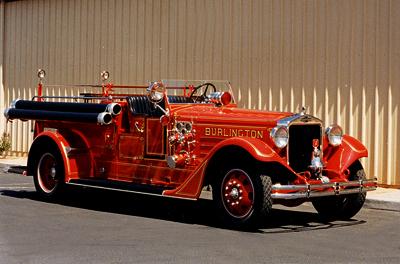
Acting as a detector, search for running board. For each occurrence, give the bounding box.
[67,179,171,198]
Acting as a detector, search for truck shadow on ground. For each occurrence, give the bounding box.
[0,187,366,233]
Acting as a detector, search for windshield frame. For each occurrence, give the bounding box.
[161,79,236,104]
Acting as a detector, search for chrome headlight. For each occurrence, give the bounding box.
[270,126,288,148]
[326,125,343,146]
[101,70,109,81]
[37,69,46,79]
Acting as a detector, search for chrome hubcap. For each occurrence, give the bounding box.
[224,182,244,206]
[230,187,240,200]
[50,167,56,178]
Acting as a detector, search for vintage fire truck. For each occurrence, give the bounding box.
[4,70,377,228]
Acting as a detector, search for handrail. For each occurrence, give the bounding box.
[42,83,189,90]
[32,95,113,101]
[39,84,103,88]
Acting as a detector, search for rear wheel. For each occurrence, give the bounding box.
[212,164,272,229]
[33,147,65,199]
[312,161,367,220]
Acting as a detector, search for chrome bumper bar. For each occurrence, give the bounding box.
[271,178,377,200]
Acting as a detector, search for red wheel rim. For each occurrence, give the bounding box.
[221,169,254,219]
[37,153,58,193]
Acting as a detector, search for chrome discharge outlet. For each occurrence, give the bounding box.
[97,112,113,125]
[106,103,122,116]
[3,108,9,119]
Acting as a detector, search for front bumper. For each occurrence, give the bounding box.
[271,178,377,200]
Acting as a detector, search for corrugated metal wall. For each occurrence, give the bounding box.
[0,1,5,140]
[1,0,399,185]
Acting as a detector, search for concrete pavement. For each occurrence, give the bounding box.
[1,156,399,212]
[364,187,400,212]
[1,170,399,263]
[0,156,26,167]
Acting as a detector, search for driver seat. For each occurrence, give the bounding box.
[167,96,194,104]
[126,96,165,117]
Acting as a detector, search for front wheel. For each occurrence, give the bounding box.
[212,167,272,229]
[312,161,367,220]
[33,147,65,199]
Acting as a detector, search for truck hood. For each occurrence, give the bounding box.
[172,105,293,127]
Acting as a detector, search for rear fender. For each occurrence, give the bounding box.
[27,130,93,182]
[27,131,71,179]
[163,137,287,199]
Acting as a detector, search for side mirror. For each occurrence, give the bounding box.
[147,81,165,103]
[147,81,170,119]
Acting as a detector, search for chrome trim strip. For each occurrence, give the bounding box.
[271,178,377,200]
[271,186,377,200]
[272,185,309,190]
[66,182,197,201]
[277,114,323,127]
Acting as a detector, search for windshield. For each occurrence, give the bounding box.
[161,80,236,104]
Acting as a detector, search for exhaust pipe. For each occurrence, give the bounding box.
[4,108,113,125]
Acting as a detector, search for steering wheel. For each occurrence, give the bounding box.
[189,83,217,103]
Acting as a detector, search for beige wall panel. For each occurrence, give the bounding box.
[0,2,4,139]
[1,0,399,185]
[390,0,400,186]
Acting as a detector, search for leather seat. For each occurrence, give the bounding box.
[126,96,164,117]
[126,95,193,116]
[167,96,194,104]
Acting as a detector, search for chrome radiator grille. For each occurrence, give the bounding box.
[288,124,322,173]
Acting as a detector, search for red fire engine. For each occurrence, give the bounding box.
[4,70,377,228]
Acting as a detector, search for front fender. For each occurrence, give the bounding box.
[163,137,287,199]
[324,135,368,173]
[209,137,284,162]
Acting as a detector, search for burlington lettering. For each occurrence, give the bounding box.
[204,127,263,139]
